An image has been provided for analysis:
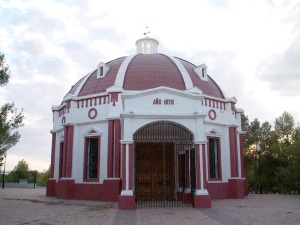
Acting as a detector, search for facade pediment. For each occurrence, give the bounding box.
[121,86,204,114]
[83,128,102,137]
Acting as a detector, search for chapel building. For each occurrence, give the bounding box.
[46,37,247,209]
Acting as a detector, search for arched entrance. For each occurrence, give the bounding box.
[133,121,195,207]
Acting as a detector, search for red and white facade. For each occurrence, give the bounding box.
[47,37,247,209]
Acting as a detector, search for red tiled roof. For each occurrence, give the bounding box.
[123,54,185,91]
[67,54,225,99]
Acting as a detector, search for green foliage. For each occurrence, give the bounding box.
[0,103,24,153]
[12,159,29,172]
[274,111,294,143]
[0,53,24,165]
[36,166,50,186]
[243,112,300,194]
[0,53,10,86]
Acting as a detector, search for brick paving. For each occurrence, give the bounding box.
[0,188,299,225]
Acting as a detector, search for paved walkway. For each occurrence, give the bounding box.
[0,188,299,225]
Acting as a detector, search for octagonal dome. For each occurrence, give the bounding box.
[67,53,225,99]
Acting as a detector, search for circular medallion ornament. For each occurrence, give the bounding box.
[88,108,97,119]
[208,109,217,120]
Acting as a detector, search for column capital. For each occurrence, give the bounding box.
[120,140,134,145]
[194,189,209,195]
[120,190,134,196]
[194,140,207,145]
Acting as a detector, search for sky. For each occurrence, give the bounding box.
[0,0,299,172]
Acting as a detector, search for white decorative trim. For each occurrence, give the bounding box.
[52,103,66,111]
[200,145,204,190]
[59,178,74,180]
[194,189,209,195]
[164,55,193,89]
[120,112,206,119]
[106,85,124,93]
[229,177,246,180]
[237,132,242,178]
[74,72,94,97]
[97,62,110,78]
[126,143,129,190]
[185,87,203,94]
[121,86,204,101]
[114,55,137,88]
[83,128,102,137]
[105,178,121,180]
[206,128,222,137]
[120,140,134,145]
[120,190,134,196]
[236,108,244,113]
[194,141,207,145]
[194,64,208,81]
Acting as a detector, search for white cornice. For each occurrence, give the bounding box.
[121,86,204,100]
[52,103,66,111]
[106,85,124,93]
[236,108,244,113]
[120,111,206,119]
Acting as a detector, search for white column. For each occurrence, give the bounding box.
[120,140,134,196]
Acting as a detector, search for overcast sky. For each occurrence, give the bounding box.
[0,0,299,171]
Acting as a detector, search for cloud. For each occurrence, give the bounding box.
[209,0,231,9]
[257,37,300,96]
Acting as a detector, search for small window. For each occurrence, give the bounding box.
[84,137,100,181]
[99,66,104,77]
[193,64,207,81]
[208,137,221,180]
[97,62,110,78]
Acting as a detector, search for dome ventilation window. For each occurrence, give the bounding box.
[193,64,208,81]
[97,62,110,79]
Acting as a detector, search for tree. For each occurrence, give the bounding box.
[37,165,51,186]
[9,159,32,182]
[243,112,300,194]
[0,53,10,86]
[274,111,294,144]
[0,103,24,152]
[0,53,24,165]
[12,159,29,172]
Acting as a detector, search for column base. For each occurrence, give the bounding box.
[118,195,135,209]
[229,178,245,198]
[193,193,211,208]
[56,179,75,199]
[46,179,56,196]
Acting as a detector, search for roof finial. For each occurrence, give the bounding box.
[143,26,150,37]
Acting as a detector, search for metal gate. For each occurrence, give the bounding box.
[133,121,195,207]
